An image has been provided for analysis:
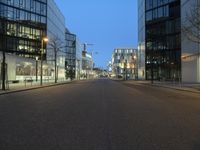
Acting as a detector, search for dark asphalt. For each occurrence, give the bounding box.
[0,79,200,150]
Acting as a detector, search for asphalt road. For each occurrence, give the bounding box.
[0,79,200,150]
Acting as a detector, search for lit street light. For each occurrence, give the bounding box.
[124,59,128,81]
[35,56,39,82]
[133,55,138,80]
[40,37,48,86]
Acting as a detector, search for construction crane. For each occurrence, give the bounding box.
[83,43,94,52]
[82,43,94,58]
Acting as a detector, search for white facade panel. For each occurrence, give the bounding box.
[181,0,200,83]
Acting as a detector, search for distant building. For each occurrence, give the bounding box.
[107,61,112,75]
[65,28,76,79]
[65,29,83,80]
[112,48,137,80]
[82,51,93,79]
[75,39,83,80]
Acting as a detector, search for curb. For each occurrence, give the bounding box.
[114,80,200,94]
[0,81,74,96]
[150,84,200,94]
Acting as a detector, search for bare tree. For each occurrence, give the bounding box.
[48,36,64,83]
[182,1,200,57]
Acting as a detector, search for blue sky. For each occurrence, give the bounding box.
[55,0,138,68]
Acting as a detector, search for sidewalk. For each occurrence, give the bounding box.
[121,80,200,94]
[0,79,72,95]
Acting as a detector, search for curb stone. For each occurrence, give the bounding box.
[0,81,74,96]
[113,79,200,95]
[151,84,200,94]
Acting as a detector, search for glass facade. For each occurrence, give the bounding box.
[65,29,76,79]
[45,0,66,80]
[112,48,137,79]
[75,38,83,80]
[0,0,47,59]
[145,0,181,81]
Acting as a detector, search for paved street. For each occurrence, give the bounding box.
[0,79,200,150]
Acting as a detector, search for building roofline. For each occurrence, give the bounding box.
[114,48,138,50]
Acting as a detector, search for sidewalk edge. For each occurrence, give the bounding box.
[0,81,74,96]
[151,84,200,94]
[112,79,200,94]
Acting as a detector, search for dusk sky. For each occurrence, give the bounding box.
[55,0,138,68]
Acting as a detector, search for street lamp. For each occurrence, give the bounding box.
[40,37,48,86]
[133,55,137,80]
[124,59,127,80]
[35,56,39,82]
[77,59,81,80]
[151,54,154,84]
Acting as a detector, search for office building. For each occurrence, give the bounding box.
[82,51,93,79]
[0,0,67,84]
[65,29,83,80]
[47,0,66,80]
[138,0,200,83]
[0,0,47,81]
[75,38,83,80]
[65,28,76,79]
[145,0,181,81]
[112,48,137,80]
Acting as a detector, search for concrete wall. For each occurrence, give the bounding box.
[0,53,60,81]
[0,54,17,80]
[181,0,200,83]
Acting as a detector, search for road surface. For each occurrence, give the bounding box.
[0,79,200,150]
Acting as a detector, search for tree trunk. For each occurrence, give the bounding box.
[55,48,57,83]
[1,21,6,90]
[2,51,6,90]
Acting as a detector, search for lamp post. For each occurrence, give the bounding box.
[133,55,137,80]
[151,53,154,84]
[76,59,81,80]
[124,59,127,80]
[35,56,39,82]
[40,37,48,86]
